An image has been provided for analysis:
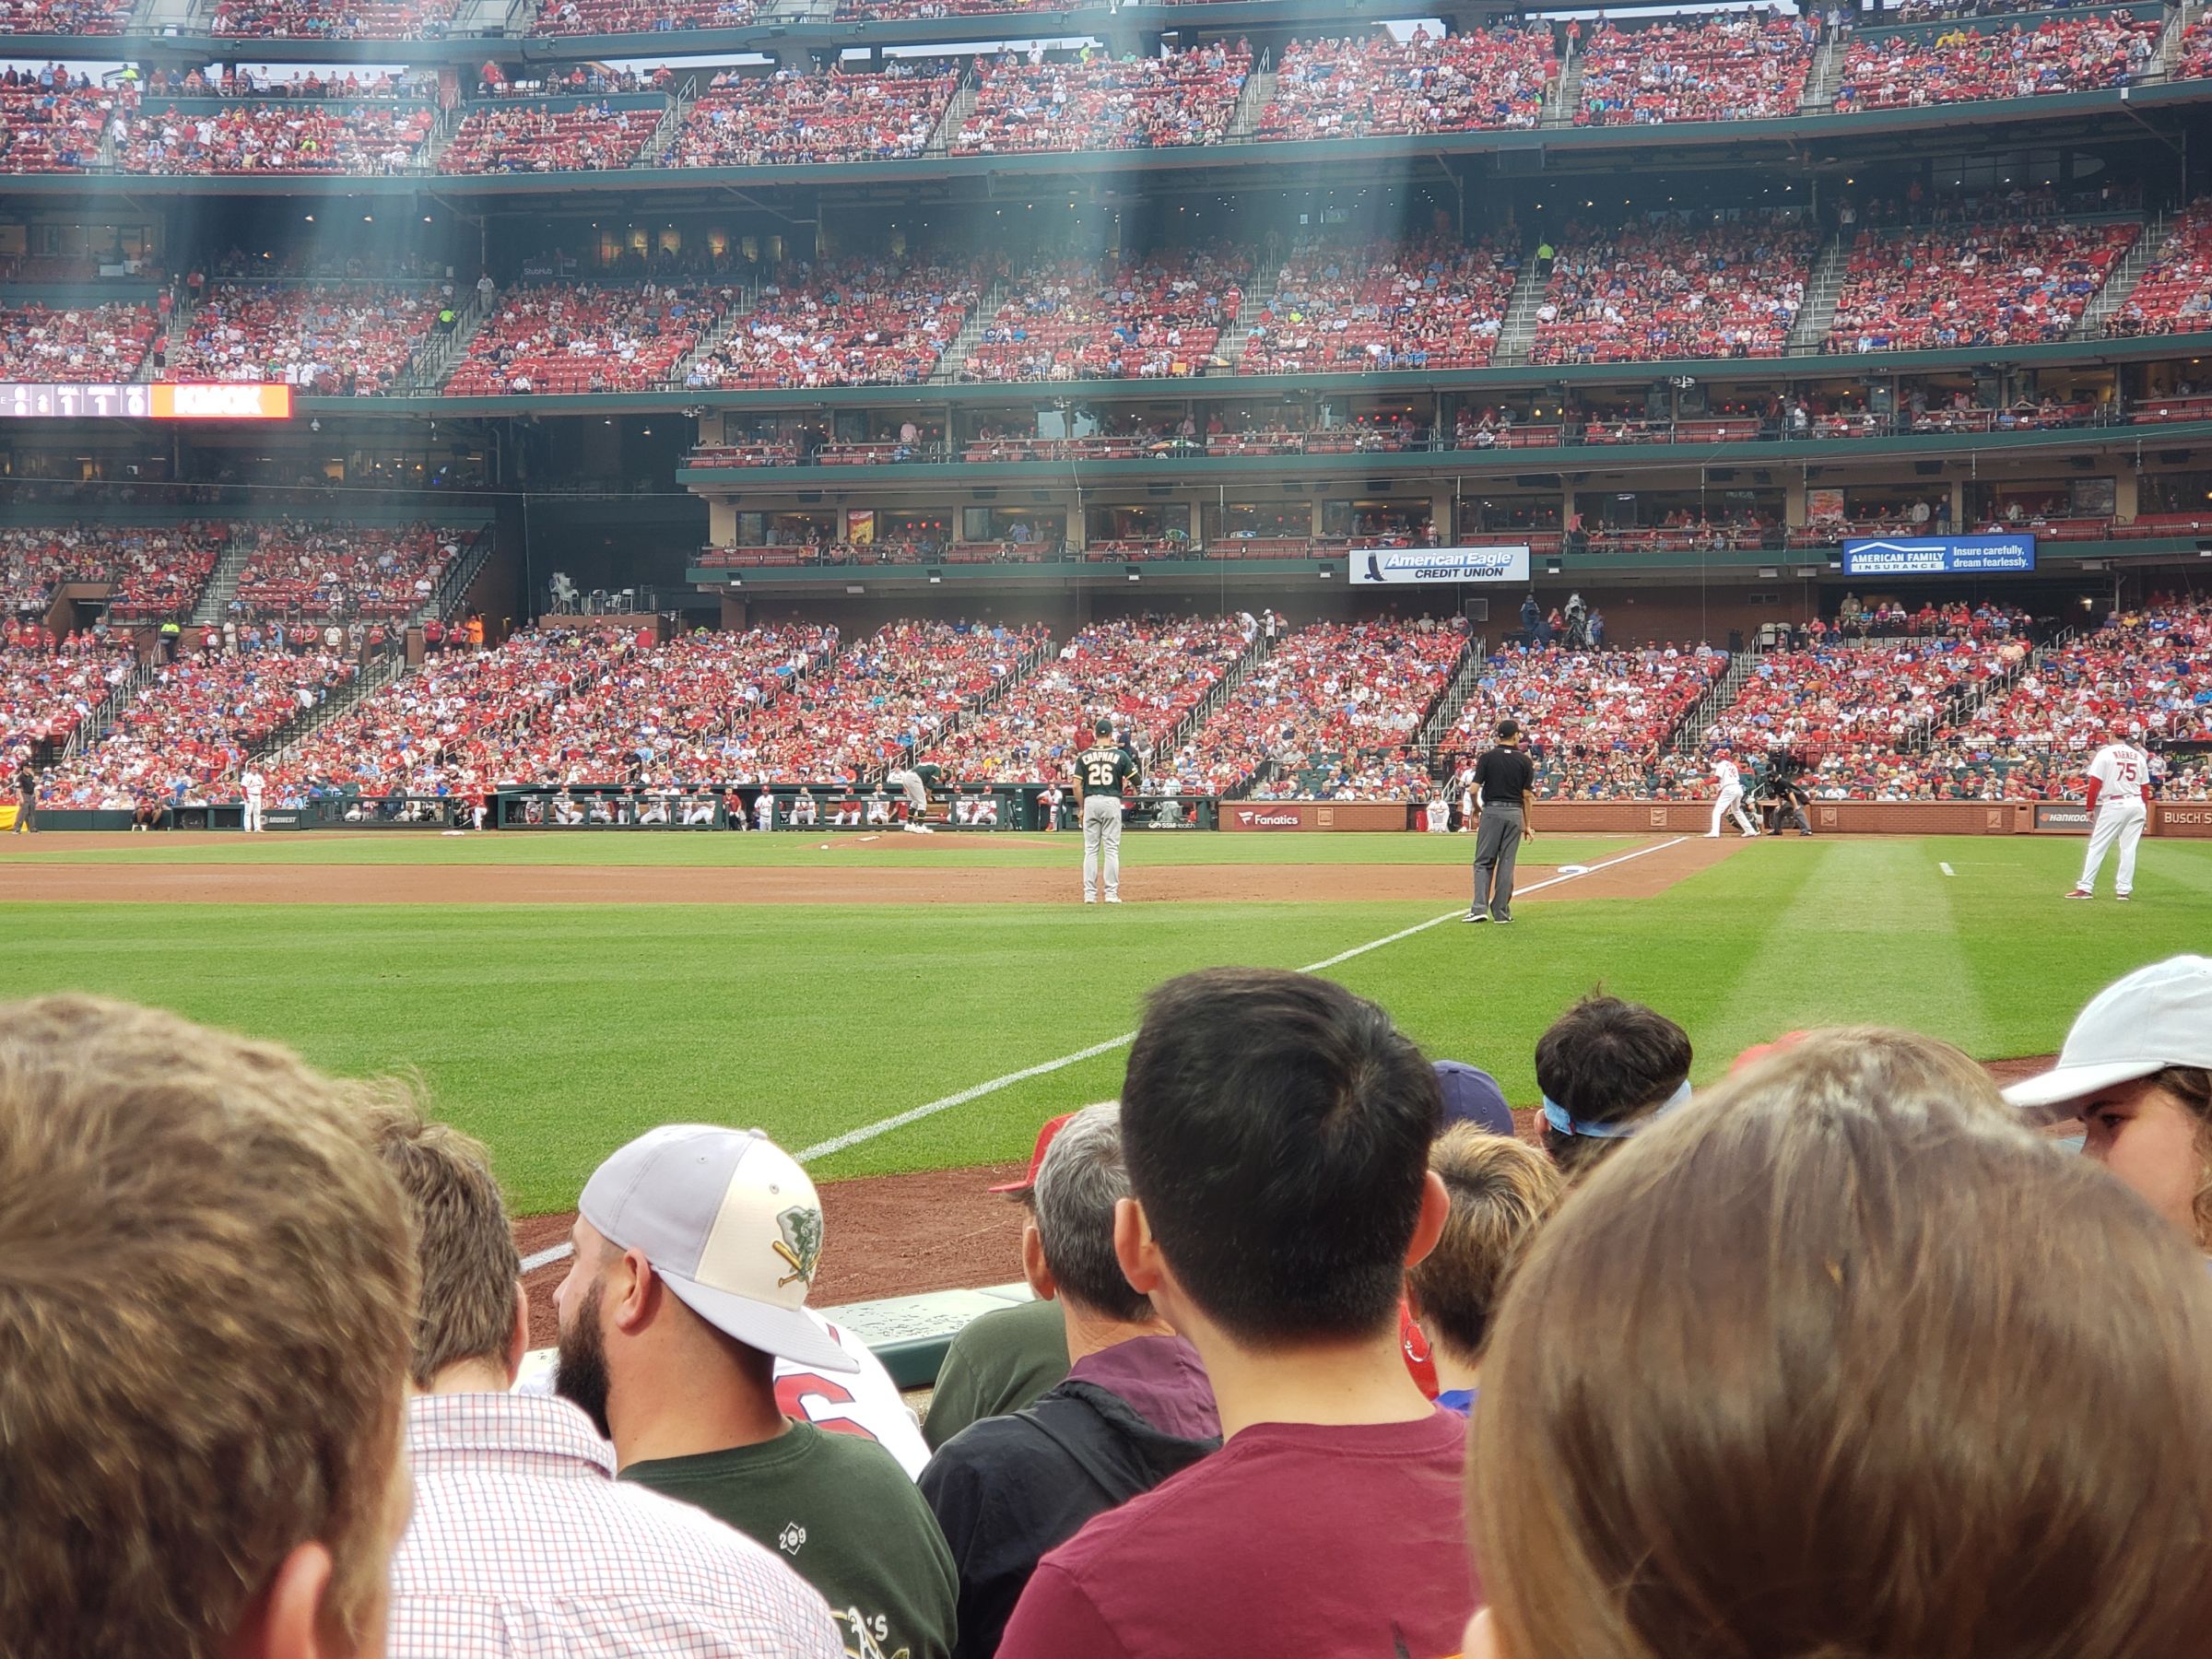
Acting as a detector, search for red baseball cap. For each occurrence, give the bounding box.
[987,1112,1077,1194]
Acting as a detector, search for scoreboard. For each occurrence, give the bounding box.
[0,383,294,420]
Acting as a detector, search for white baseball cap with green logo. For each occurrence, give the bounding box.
[579,1124,859,1373]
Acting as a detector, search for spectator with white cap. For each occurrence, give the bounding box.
[552,1124,958,1659]
[2004,955,2212,1251]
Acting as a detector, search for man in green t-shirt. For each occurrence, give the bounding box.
[554,1124,957,1659]
[923,1114,1076,1450]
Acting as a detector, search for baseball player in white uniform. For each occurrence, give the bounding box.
[1708,756,1759,839]
[2066,730,2151,901]
[239,766,265,833]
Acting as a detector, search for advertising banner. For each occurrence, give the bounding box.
[2033,803,2091,832]
[1841,535,2035,576]
[1353,545,1531,585]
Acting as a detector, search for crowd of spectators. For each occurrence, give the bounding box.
[1703,635,2019,757]
[2176,15,2212,80]
[0,0,132,30]
[1254,26,1554,141]
[227,523,461,622]
[958,250,1248,382]
[925,614,1255,781]
[207,0,457,38]
[687,258,978,389]
[0,523,226,622]
[0,630,133,757]
[118,100,436,173]
[40,641,357,807]
[1529,218,1815,364]
[674,67,956,167]
[1575,13,1815,124]
[1823,218,2137,351]
[1165,616,1465,795]
[440,100,656,173]
[1238,237,1515,374]
[0,78,113,171]
[1835,10,2159,110]
[1960,598,2212,747]
[0,299,157,380]
[1453,643,1722,789]
[444,283,732,394]
[163,281,438,393]
[2103,202,2212,335]
[531,0,758,34]
[953,42,1250,155]
[137,65,434,99]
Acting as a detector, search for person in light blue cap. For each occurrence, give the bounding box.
[1534,993,1693,1180]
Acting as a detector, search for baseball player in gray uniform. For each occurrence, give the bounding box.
[1073,718,1140,904]
[886,760,943,833]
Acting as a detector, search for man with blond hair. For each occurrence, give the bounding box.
[0,994,416,1659]
[371,1102,844,1658]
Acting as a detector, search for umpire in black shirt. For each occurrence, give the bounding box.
[1465,719,1535,924]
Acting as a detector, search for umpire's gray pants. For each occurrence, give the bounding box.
[1473,804,1524,920]
[1082,794,1123,900]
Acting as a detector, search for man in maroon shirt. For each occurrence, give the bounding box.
[998,967,1471,1659]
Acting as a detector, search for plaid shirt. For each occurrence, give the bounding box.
[390,1391,845,1659]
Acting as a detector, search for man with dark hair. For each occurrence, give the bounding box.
[923,1104,1218,1659]
[998,967,1465,1659]
[554,1125,958,1659]
[1535,992,1695,1178]
[1465,717,1535,924]
[372,1104,843,1659]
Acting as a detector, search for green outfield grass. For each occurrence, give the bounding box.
[0,833,2203,1215]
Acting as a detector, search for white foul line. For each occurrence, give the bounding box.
[514,836,1690,1275]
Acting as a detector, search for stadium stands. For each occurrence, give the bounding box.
[164,282,439,393]
[0,524,226,622]
[926,615,1255,780]
[0,0,133,31]
[1824,218,2137,351]
[1702,637,2019,755]
[41,643,359,807]
[952,42,1250,155]
[2176,15,2212,80]
[957,249,1248,382]
[1453,644,1723,777]
[0,81,114,173]
[208,0,458,38]
[1575,14,1815,125]
[674,69,956,167]
[0,633,134,756]
[2104,202,2212,335]
[439,100,658,173]
[226,523,462,621]
[1237,238,1515,374]
[1164,618,1464,796]
[531,0,759,34]
[687,258,978,389]
[1835,10,2159,111]
[1529,218,1815,364]
[118,100,438,174]
[1253,26,1554,140]
[444,283,732,394]
[1961,601,2212,747]
[0,299,158,380]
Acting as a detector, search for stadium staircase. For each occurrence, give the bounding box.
[1785,233,1850,353]
[135,0,193,29]
[634,78,695,169]
[2152,1,2194,78]
[1800,29,1845,113]
[58,660,148,764]
[923,76,980,158]
[252,653,406,764]
[407,291,490,392]
[1491,254,1551,368]
[1541,41,1583,128]
[927,277,1011,384]
[1151,619,1271,769]
[663,279,762,390]
[411,528,499,627]
[188,533,257,628]
[1224,64,1276,142]
[419,104,469,174]
[2077,215,2165,336]
[1668,650,1758,756]
[1412,629,1487,756]
[1216,256,1281,369]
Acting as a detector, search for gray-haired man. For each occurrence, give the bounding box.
[919,1103,1219,1659]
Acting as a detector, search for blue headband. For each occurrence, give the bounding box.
[1541,1077,1693,1140]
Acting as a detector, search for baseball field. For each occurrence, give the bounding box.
[2,829,2206,1238]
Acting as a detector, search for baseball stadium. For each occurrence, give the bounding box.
[4,0,2212,1653]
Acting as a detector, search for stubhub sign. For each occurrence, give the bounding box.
[1354,545,1531,584]
[1841,534,2035,576]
